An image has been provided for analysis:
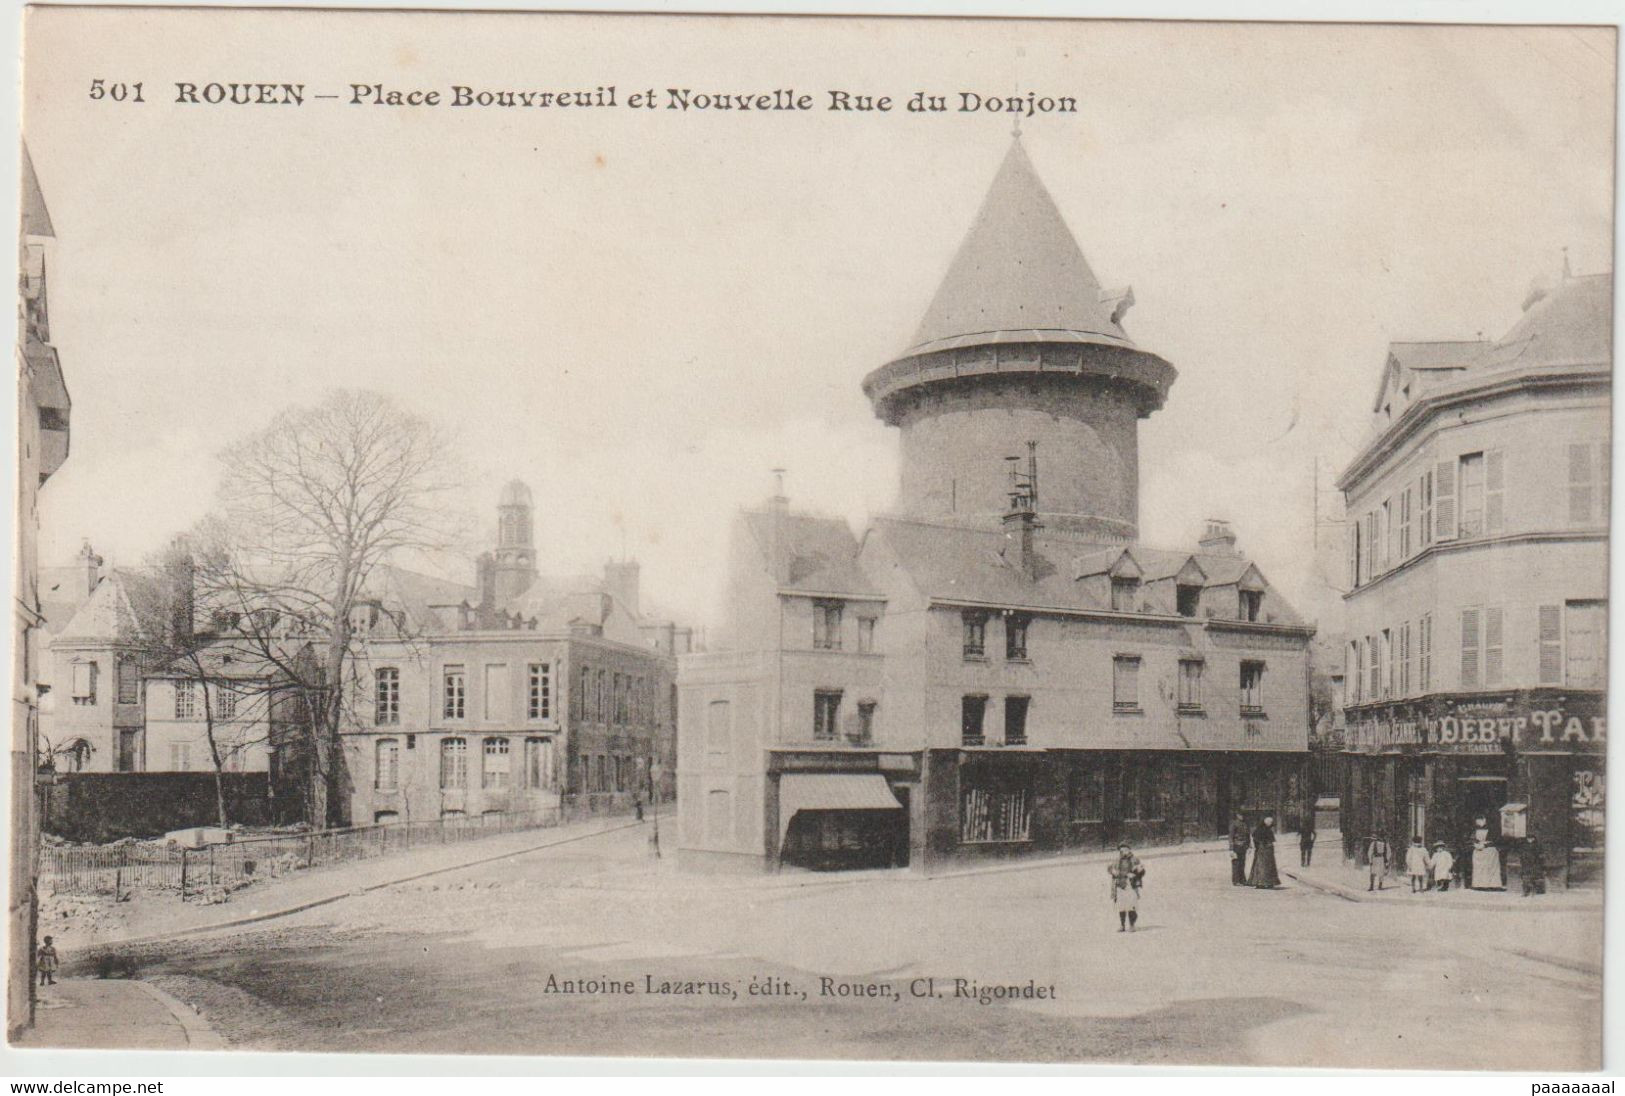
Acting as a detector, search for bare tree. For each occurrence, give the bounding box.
[204,390,463,828]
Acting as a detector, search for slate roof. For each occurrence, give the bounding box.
[905,138,1138,358]
[1477,272,1612,374]
[20,146,53,239]
[743,509,881,597]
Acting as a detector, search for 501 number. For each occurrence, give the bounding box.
[89,80,145,102]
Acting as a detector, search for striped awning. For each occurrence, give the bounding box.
[779,773,902,840]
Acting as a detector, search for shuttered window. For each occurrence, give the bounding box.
[1564,600,1607,689]
[1435,460,1457,541]
[1458,453,1485,537]
[1538,605,1563,685]
[1483,607,1504,687]
[1420,470,1434,547]
[1399,488,1412,559]
[1484,449,1505,533]
[1420,613,1433,693]
[1367,635,1379,699]
[1347,642,1360,703]
[1380,629,1392,698]
[1460,608,1481,690]
[1399,621,1411,696]
[1569,443,1594,523]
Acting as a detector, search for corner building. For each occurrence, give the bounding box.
[678,140,1314,872]
[1337,271,1609,887]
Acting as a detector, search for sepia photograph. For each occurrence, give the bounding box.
[6,4,1614,1073]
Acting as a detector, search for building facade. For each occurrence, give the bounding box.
[678,139,1313,873]
[341,482,685,825]
[1336,270,1609,887]
[12,146,71,1037]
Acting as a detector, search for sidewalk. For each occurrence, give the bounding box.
[13,976,224,1051]
[51,814,643,955]
[1282,842,1602,912]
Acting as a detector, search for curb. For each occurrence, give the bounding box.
[1282,869,1603,913]
[129,979,227,1050]
[1280,869,1362,902]
[1498,947,1603,978]
[80,818,643,953]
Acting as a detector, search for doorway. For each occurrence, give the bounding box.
[1460,776,1509,840]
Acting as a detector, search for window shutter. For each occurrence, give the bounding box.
[1460,608,1480,690]
[1420,613,1432,692]
[1484,449,1505,533]
[1538,605,1563,685]
[1434,460,1457,541]
[1400,622,1411,696]
[1420,472,1434,547]
[1367,636,1379,698]
[1348,524,1359,589]
[1484,606,1504,686]
[1569,443,1594,524]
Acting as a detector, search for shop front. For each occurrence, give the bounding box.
[1342,690,1605,886]
[768,750,919,871]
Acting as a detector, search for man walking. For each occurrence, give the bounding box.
[1229,812,1249,886]
[1299,821,1317,868]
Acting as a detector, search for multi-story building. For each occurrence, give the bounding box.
[12,146,71,1037]
[678,138,1314,873]
[1336,268,1609,886]
[341,481,686,824]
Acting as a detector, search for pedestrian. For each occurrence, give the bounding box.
[1298,821,1316,868]
[1366,833,1391,891]
[633,795,644,822]
[1108,842,1145,932]
[1470,816,1505,891]
[1249,815,1281,889]
[1430,842,1455,891]
[1228,811,1249,886]
[37,935,58,986]
[1405,836,1430,893]
[1520,835,1545,897]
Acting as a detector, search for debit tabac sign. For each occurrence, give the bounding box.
[1348,694,1606,755]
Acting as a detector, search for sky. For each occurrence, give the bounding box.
[21,11,1616,632]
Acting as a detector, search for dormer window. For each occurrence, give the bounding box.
[1111,578,1139,613]
[1239,589,1263,622]
[1176,584,1201,618]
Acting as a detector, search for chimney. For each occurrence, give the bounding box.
[475,552,497,613]
[1199,519,1240,557]
[1002,443,1042,580]
[767,468,790,584]
[77,540,103,597]
[604,559,641,618]
[166,535,194,645]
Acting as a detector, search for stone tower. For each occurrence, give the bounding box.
[862,137,1177,541]
[494,479,538,603]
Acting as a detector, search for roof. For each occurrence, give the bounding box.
[498,479,533,508]
[20,145,53,239]
[905,138,1137,357]
[743,509,881,596]
[1476,272,1612,374]
[363,564,478,633]
[49,568,170,645]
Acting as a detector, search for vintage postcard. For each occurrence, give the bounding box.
[8,6,1612,1070]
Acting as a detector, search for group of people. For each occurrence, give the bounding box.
[1364,817,1546,896]
[1228,812,1284,889]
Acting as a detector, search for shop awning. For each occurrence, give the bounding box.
[779,773,902,840]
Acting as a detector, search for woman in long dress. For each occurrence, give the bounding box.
[1470,816,1504,890]
[1249,815,1281,888]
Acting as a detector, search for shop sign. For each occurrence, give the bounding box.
[1348,696,1606,754]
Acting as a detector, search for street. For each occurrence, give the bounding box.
[76,825,1603,1068]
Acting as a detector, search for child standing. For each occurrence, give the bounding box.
[1430,842,1456,891]
[1405,836,1431,893]
[1366,834,1391,891]
[37,936,58,986]
[1107,843,1145,932]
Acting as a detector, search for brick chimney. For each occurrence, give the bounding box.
[1199,519,1240,557]
[77,540,103,597]
[475,552,497,615]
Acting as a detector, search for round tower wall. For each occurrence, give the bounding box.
[891,375,1140,537]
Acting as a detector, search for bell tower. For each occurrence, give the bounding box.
[494,479,538,603]
[862,137,1177,541]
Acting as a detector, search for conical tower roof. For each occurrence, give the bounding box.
[906,137,1131,355]
[20,145,54,239]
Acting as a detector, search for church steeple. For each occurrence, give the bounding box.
[493,479,538,603]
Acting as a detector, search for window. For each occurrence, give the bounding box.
[1178,659,1204,710]
[1367,636,1379,701]
[1381,629,1392,699]
[1569,443,1609,524]
[375,667,400,725]
[175,680,198,719]
[1399,622,1412,697]
[706,699,731,751]
[70,661,98,706]
[1419,613,1433,693]
[443,666,466,720]
[1112,656,1141,711]
[1485,450,1505,533]
[168,741,192,772]
[705,789,731,841]
[1399,486,1412,559]
[857,617,876,654]
[440,737,467,788]
[1458,452,1485,537]
[1240,661,1265,714]
[524,737,554,788]
[1350,520,1363,588]
[962,612,987,658]
[593,755,607,793]
[611,672,624,723]
[527,663,551,720]
[1538,605,1564,685]
[1420,470,1434,547]
[1483,607,1504,687]
[961,695,988,745]
[1564,600,1607,689]
[813,690,842,741]
[1176,584,1201,617]
[595,670,607,723]
[1003,696,1029,745]
[1125,760,1169,821]
[1363,512,1377,581]
[1347,641,1361,704]
[1111,578,1140,612]
[1380,498,1392,570]
[960,777,1032,843]
[1005,615,1030,660]
[1460,608,1481,689]
[484,664,509,721]
[813,600,843,650]
[856,701,876,745]
[215,685,237,720]
[482,737,511,789]
[1434,459,1456,541]
[116,658,139,705]
[614,755,626,792]
[1068,765,1105,822]
[1239,589,1262,622]
[572,664,587,720]
[375,738,399,791]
